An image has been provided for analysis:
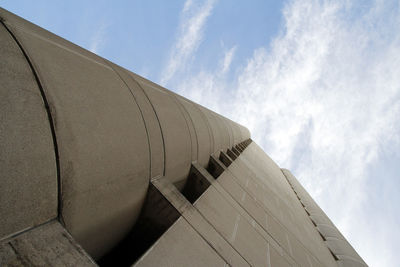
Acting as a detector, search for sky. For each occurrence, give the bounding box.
[2,1,399,266]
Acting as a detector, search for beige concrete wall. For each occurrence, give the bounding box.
[0,221,96,266]
[2,8,364,267]
[0,18,57,240]
[136,140,364,267]
[0,7,250,259]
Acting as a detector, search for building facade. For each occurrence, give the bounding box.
[0,8,366,267]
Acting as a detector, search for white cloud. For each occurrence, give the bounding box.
[171,44,237,114]
[229,1,400,266]
[160,0,216,85]
[89,22,108,54]
[169,0,400,266]
[220,45,237,74]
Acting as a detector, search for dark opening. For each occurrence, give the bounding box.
[318,230,327,241]
[227,149,237,160]
[329,248,339,261]
[311,219,317,227]
[179,165,211,204]
[219,152,232,167]
[98,183,180,266]
[232,147,241,156]
[207,156,225,179]
[235,145,243,152]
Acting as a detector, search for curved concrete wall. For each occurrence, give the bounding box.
[0,17,57,241]
[0,8,250,259]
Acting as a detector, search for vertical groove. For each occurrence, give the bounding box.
[1,21,63,225]
[130,77,167,177]
[168,94,194,162]
[103,61,152,181]
[196,107,215,155]
[171,96,199,162]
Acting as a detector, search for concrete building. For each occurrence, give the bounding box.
[0,7,367,267]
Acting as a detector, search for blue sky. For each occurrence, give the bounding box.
[2,1,399,266]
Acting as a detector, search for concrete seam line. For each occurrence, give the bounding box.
[182,99,202,163]
[180,216,231,266]
[193,104,215,160]
[198,107,216,154]
[0,219,57,243]
[173,96,199,162]
[168,93,194,162]
[221,167,308,264]
[1,21,63,225]
[192,203,252,266]
[103,61,152,182]
[130,76,166,177]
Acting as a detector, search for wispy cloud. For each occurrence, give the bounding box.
[170,0,400,266]
[172,44,237,114]
[89,22,108,54]
[220,45,237,74]
[160,0,216,85]
[230,1,400,266]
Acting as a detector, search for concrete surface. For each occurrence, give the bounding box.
[0,221,96,266]
[134,217,227,267]
[0,7,249,260]
[0,7,366,267]
[0,20,57,240]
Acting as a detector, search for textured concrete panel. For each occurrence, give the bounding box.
[212,112,229,151]
[267,216,291,254]
[230,121,242,145]
[183,206,250,267]
[232,213,270,267]
[195,187,239,239]
[215,114,231,148]
[239,125,250,141]
[109,66,164,179]
[136,79,191,185]
[232,145,337,267]
[217,172,269,231]
[287,232,314,267]
[198,107,223,154]
[4,19,151,258]
[152,174,249,267]
[176,96,212,167]
[195,186,270,267]
[220,116,234,147]
[171,95,198,163]
[134,217,226,267]
[270,245,291,267]
[0,22,57,239]
[0,221,96,266]
[200,171,287,259]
